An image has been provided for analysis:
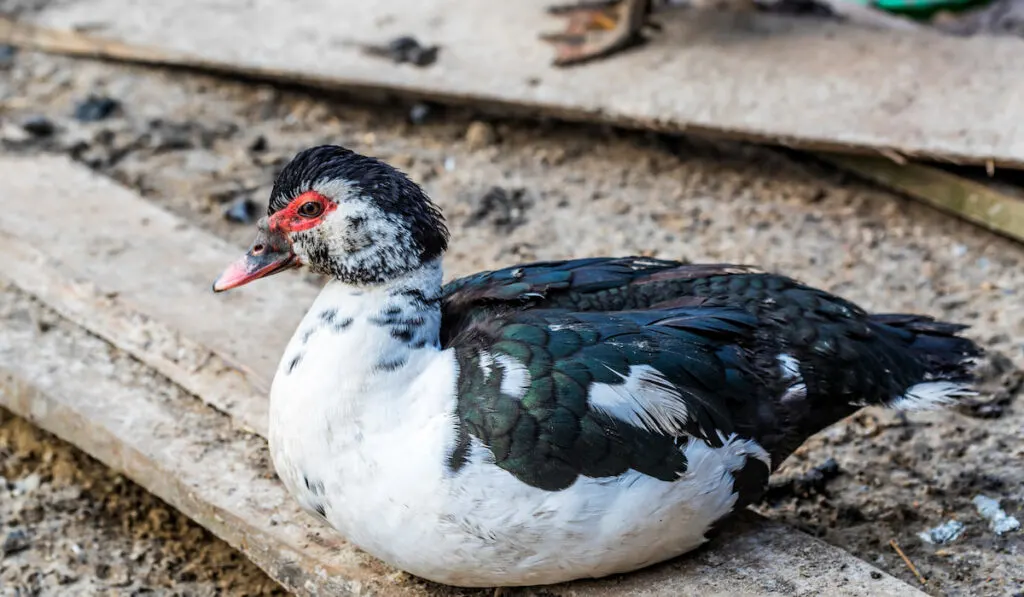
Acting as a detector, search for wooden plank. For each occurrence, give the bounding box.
[0,237,270,436]
[0,153,927,596]
[0,154,318,402]
[823,154,1024,243]
[0,288,395,596]
[2,0,1024,168]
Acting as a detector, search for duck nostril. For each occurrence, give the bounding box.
[252,243,266,255]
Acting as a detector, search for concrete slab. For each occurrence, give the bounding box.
[2,0,1023,167]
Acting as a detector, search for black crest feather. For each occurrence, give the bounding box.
[269,145,449,262]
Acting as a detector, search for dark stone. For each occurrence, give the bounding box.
[360,36,439,69]
[465,186,532,233]
[405,45,439,67]
[761,457,842,503]
[73,95,120,122]
[223,197,258,224]
[2,529,30,557]
[836,504,866,523]
[248,134,268,152]
[21,115,55,137]
[0,44,15,67]
[387,35,418,53]
[147,119,194,151]
[385,36,440,67]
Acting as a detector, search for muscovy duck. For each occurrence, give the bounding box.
[212,145,979,587]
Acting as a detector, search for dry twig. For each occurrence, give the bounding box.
[890,539,927,585]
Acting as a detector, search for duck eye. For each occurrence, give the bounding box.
[298,201,323,218]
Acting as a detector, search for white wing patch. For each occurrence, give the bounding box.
[478,351,494,381]
[547,323,588,332]
[777,353,807,402]
[588,365,690,435]
[889,381,976,410]
[495,355,531,399]
[777,354,801,382]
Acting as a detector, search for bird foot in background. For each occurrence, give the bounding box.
[540,0,653,66]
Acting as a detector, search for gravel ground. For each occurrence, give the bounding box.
[0,47,1022,596]
[0,281,285,597]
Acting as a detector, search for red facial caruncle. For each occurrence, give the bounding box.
[212,191,336,293]
[268,191,338,233]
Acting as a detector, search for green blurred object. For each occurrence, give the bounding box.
[859,0,990,17]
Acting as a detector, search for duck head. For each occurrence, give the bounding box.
[213,145,449,292]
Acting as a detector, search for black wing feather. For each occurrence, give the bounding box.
[440,256,980,493]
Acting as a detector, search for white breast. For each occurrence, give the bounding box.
[395,427,766,587]
[267,284,767,587]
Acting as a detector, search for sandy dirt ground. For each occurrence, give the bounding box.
[0,46,1022,597]
[0,282,286,597]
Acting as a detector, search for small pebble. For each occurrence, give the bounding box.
[13,473,41,495]
[223,197,258,224]
[973,495,1021,535]
[408,103,432,125]
[148,120,193,151]
[0,44,15,67]
[74,95,120,122]
[248,134,268,152]
[21,115,56,137]
[385,36,439,67]
[1,121,31,143]
[465,121,497,150]
[2,529,30,557]
[918,520,966,544]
